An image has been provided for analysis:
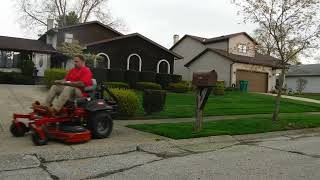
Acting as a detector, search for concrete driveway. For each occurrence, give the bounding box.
[0,84,164,155]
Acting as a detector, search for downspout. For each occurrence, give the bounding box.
[230,62,235,87]
[185,65,191,81]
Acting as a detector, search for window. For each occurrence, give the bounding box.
[64,33,73,43]
[95,53,110,69]
[0,51,17,68]
[127,54,142,71]
[237,44,248,53]
[157,59,170,74]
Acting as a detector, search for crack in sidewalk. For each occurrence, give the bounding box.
[39,149,137,163]
[34,154,59,180]
[247,144,320,159]
[83,158,163,179]
[84,143,241,179]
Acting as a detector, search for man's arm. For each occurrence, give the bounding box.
[62,81,85,88]
[54,79,65,85]
[54,79,84,88]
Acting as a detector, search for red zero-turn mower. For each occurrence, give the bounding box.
[10,79,118,146]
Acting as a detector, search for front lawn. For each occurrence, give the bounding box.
[133,91,320,119]
[294,93,320,100]
[127,114,320,139]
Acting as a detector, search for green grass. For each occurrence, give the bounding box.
[295,93,320,100]
[127,114,320,139]
[132,91,320,119]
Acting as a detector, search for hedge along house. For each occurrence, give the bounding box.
[171,32,283,93]
[0,36,56,76]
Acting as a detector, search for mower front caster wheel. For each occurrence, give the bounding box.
[31,130,48,146]
[10,123,29,137]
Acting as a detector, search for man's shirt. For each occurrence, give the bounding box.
[65,66,93,96]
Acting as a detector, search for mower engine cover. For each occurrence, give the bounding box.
[85,99,114,112]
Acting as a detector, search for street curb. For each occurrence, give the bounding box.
[233,127,320,142]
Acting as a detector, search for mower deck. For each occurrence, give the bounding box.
[47,126,91,143]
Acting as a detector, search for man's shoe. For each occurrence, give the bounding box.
[32,101,44,109]
[47,107,58,116]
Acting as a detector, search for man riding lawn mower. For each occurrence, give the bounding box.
[10,55,117,145]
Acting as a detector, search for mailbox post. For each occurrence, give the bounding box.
[192,70,217,132]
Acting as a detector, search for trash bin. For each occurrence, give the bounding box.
[239,80,249,92]
[244,81,249,92]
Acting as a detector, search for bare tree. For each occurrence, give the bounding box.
[296,78,308,94]
[314,54,320,63]
[253,28,277,56]
[234,0,320,121]
[15,0,126,34]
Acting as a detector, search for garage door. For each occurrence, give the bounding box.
[236,70,268,92]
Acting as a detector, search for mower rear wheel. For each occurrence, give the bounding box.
[10,123,29,137]
[31,129,48,146]
[89,112,113,139]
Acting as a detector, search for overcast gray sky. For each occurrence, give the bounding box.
[0,0,318,63]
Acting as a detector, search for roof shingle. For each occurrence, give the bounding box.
[85,33,183,59]
[185,48,282,68]
[287,64,320,76]
[0,36,56,53]
[171,32,257,50]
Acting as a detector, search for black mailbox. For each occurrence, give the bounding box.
[192,70,218,87]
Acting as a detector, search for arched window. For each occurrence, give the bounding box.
[127,53,142,71]
[157,59,170,74]
[95,53,110,69]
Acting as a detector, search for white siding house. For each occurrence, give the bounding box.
[171,32,282,92]
[285,64,320,93]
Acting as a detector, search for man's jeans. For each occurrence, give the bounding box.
[44,85,82,111]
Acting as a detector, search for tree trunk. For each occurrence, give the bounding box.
[272,69,285,121]
[194,89,202,132]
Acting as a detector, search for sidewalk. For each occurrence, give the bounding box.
[261,93,320,104]
[1,127,319,179]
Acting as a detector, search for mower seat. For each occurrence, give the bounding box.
[84,79,97,98]
[68,79,97,107]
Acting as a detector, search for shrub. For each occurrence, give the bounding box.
[136,82,162,91]
[0,72,34,84]
[170,74,182,83]
[44,68,67,88]
[125,70,139,87]
[139,71,156,82]
[0,72,12,84]
[156,73,172,88]
[104,82,129,89]
[18,59,35,76]
[92,68,108,84]
[11,73,35,84]
[225,87,239,92]
[214,81,225,95]
[143,89,166,114]
[167,82,189,93]
[108,68,125,82]
[108,88,139,117]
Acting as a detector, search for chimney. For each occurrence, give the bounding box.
[47,19,54,31]
[173,34,180,45]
